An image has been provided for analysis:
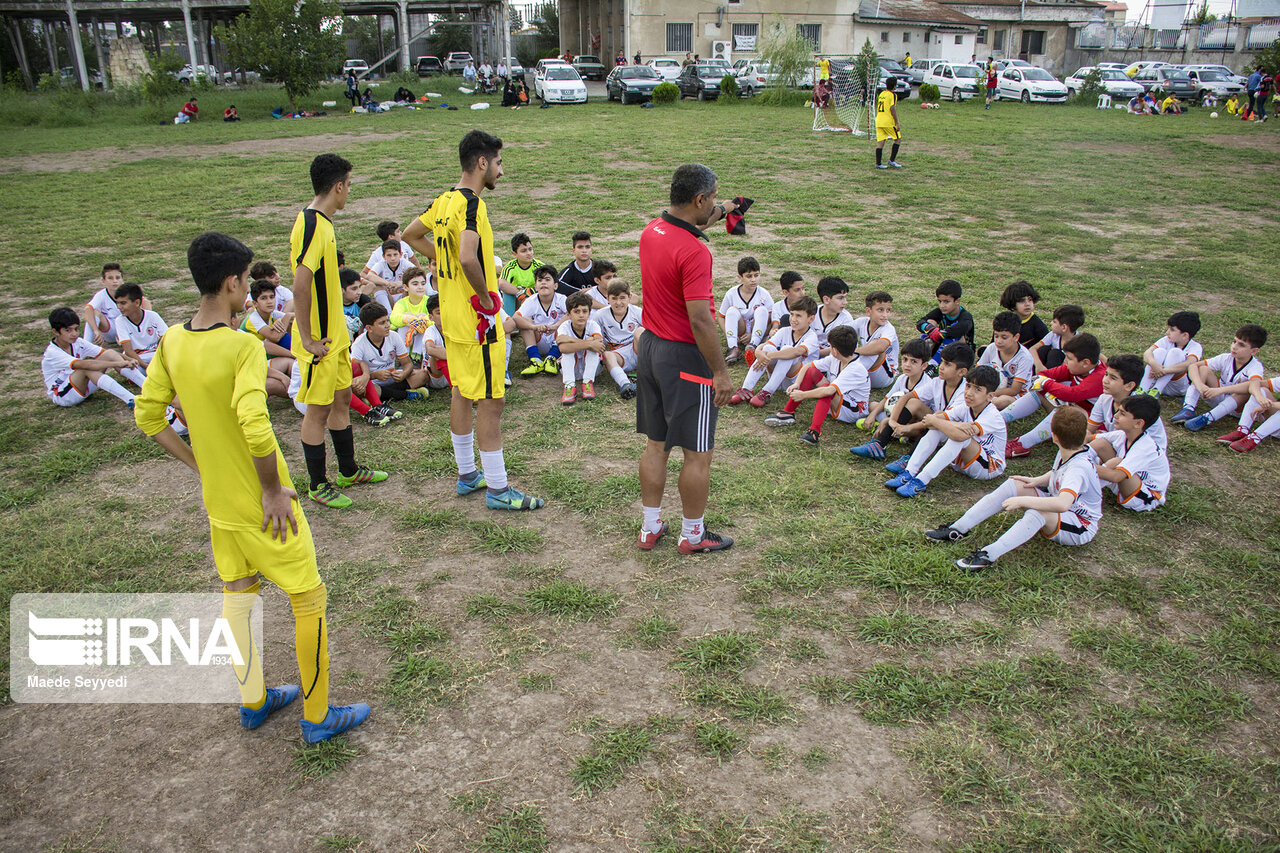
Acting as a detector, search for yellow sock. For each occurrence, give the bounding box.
[290,584,330,724]
[222,581,265,709]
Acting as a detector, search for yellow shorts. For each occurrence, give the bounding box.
[209,509,322,595]
[293,344,352,406]
[449,339,506,401]
[876,123,900,142]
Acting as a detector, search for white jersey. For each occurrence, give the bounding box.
[764,324,820,362]
[582,284,610,307]
[810,308,855,351]
[351,331,409,374]
[718,284,772,318]
[1103,429,1171,497]
[942,400,1007,460]
[86,287,121,329]
[883,371,927,414]
[1205,351,1264,386]
[977,344,1035,392]
[851,317,899,376]
[813,355,870,418]
[424,323,446,356]
[365,241,415,272]
[1048,447,1104,527]
[42,337,103,390]
[112,310,168,356]
[1089,394,1169,451]
[771,297,799,326]
[557,318,604,347]
[368,255,413,285]
[242,284,293,313]
[1151,335,1203,363]
[914,375,967,413]
[516,293,568,328]
[1037,330,1062,351]
[592,304,642,349]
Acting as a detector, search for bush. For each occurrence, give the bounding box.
[719,74,739,100]
[759,16,813,89]
[652,82,679,104]
[919,82,940,102]
[1071,67,1104,103]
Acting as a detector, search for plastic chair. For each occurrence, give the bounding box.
[1096,93,1112,109]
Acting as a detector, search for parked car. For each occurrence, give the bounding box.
[734,61,778,96]
[342,59,369,78]
[1096,62,1129,71]
[703,58,734,78]
[876,58,915,98]
[501,57,524,78]
[605,64,662,103]
[178,64,220,84]
[904,58,937,85]
[445,52,474,72]
[221,67,261,84]
[1123,60,1171,78]
[572,54,606,80]
[58,66,104,87]
[1184,63,1248,87]
[645,57,682,82]
[676,62,723,100]
[995,58,1035,72]
[1130,65,1197,100]
[997,66,1068,102]
[534,64,587,103]
[1065,67,1144,99]
[924,63,984,100]
[533,58,571,77]
[414,56,444,77]
[1184,68,1244,102]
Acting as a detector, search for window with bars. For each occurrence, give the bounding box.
[667,22,693,53]
[977,27,987,45]
[797,24,821,50]
[993,29,1005,51]
[732,22,758,50]
[903,32,911,43]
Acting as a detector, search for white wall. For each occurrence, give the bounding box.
[928,31,977,61]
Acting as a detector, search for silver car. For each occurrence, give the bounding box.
[1065,67,1144,99]
[1185,68,1244,102]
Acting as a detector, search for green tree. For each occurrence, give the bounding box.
[533,3,559,55]
[508,7,523,34]
[428,13,473,60]
[1189,2,1217,25]
[1255,38,1280,75]
[217,0,344,110]
[853,38,880,109]
[758,16,813,95]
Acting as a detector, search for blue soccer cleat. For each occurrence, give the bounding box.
[456,471,486,495]
[486,486,545,511]
[300,702,371,744]
[1184,413,1214,432]
[895,476,928,498]
[885,472,911,490]
[850,440,886,459]
[884,454,912,475]
[240,684,299,730]
[1170,405,1197,424]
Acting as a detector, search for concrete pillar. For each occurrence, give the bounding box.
[64,4,88,90]
[397,1,409,71]
[6,19,34,88]
[502,0,512,67]
[43,20,57,74]
[180,0,198,68]
[90,16,107,87]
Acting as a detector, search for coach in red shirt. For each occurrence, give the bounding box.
[635,164,737,555]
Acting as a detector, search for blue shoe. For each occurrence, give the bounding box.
[240,684,299,730]
[1170,405,1197,424]
[126,397,135,409]
[300,702,371,744]
[895,476,928,498]
[888,161,904,169]
[1185,413,1214,432]
[885,472,911,489]
[485,486,545,510]
[850,440,886,459]
[456,471,487,495]
[884,454,912,475]
[404,389,427,401]
[875,164,889,170]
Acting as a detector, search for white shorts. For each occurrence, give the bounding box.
[952,447,1006,481]
[48,379,91,407]
[1039,502,1098,546]
[1107,480,1167,512]
[606,344,637,372]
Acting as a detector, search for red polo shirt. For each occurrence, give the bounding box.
[638,211,713,344]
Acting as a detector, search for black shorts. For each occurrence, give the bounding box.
[636,334,718,452]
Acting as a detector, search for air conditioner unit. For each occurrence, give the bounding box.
[712,40,732,61]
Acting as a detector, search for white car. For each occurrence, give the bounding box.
[1184,68,1245,101]
[1123,60,1171,78]
[1065,67,1144,99]
[501,57,524,78]
[734,61,777,96]
[923,62,984,100]
[1185,63,1248,88]
[645,57,682,82]
[997,66,1068,103]
[177,64,220,84]
[222,67,262,84]
[342,59,369,78]
[535,64,588,103]
[533,58,571,76]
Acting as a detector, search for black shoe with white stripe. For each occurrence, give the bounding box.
[955,550,994,572]
[925,524,968,543]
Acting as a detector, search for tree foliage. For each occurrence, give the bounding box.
[758,17,813,91]
[1189,2,1217,25]
[1256,38,1280,75]
[428,13,474,59]
[853,38,880,108]
[533,3,559,55]
[217,0,344,109]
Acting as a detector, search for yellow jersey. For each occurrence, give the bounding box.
[289,207,348,352]
[418,188,503,347]
[135,323,298,531]
[876,89,897,126]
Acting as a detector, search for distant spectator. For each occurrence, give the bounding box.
[497,60,508,78]
[1246,65,1261,116]
[175,96,198,124]
[634,51,641,65]
[1160,93,1184,115]
[463,60,477,86]
[616,52,626,66]
[345,69,359,107]
[393,86,415,103]
[224,104,241,122]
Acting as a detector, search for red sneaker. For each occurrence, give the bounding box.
[1005,438,1032,459]
[728,387,752,406]
[749,389,772,409]
[638,520,668,550]
[677,529,734,554]
[1229,433,1261,453]
[1217,428,1247,444]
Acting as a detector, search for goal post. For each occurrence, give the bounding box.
[812,58,877,137]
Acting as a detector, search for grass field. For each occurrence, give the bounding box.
[1,85,1278,852]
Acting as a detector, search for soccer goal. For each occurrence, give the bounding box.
[812,59,876,136]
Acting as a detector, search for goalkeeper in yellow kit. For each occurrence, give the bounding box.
[875,78,903,170]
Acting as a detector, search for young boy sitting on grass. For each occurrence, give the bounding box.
[855,342,973,467]
[768,271,806,337]
[241,279,296,375]
[499,232,543,316]
[1089,394,1170,512]
[555,290,605,405]
[810,276,855,358]
[1006,333,1106,459]
[1086,354,1166,449]
[592,279,643,399]
[581,260,618,310]
[718,256,773,365]
[917,279,974,364]
[364,239,415,312]
[764,325,869,446]
[1029,304,1084,373]
[1173,324,1267,431]
[884,365,1007,498]
[925,406,1102,573]
[998,280,1049,349]
[43,307,152,411]
[977,311,1036,412]
[729,296,819,408]
[1139,311,1202,398]
[422,295,451,390]
[515,265,568,376]
[851,290,899,389]
[1218,374,1280,452]
[84,263,131,345]
[352,302,428,404]
[135,231,369,743]
[341,268,373,341]
[850,338,932,459]
[390,266,432,357]
[246,260,295,313]
[111,283,169,370]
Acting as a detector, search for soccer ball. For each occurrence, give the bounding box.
[1210,111,1219,118]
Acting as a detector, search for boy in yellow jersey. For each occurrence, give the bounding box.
[403,130,544,511]
[875,78,903,170]
[290,154,388,509]
[134,232,370,743]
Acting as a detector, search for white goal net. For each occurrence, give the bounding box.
[812,58,876,137]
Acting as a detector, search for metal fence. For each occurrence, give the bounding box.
[1197,21,1236,49]
[1246,21,1279,49]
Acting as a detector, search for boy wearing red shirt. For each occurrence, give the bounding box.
[1006,333,1105,458]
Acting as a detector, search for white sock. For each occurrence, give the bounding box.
[918,437,968,485]
[96,374,135,405]
[582,351,600,382]
[480,448,508,491]
[681,516,705,543]
[560,352,574,377]
[1001,391,1042,422]
[451,431,476,476]
[741,364,766,391]
[1253,410,1280,439]
[1139,366,1154,392]
[763,359,797,393]
[749,305,770,346]
[120,366,147,387]
[1019,412,1054,448]
[1183,384,1201,409]
[724,310,741,350]
[374,290,392,313]
[906,429,944,476]
[953,479,1020,534]
[505,337,512,368]
[983,509,1046,561]
[1238,397,1261,429]
[610,364,629,387]
[1207,397,1239,422]
[642,505,662,534]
